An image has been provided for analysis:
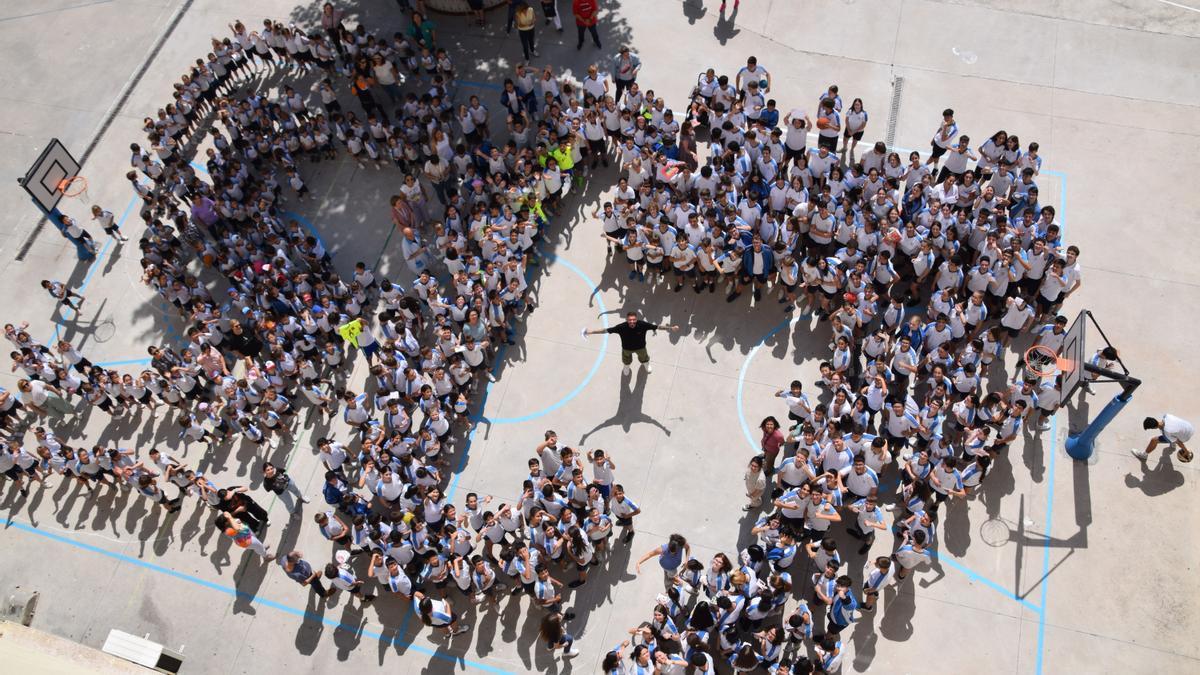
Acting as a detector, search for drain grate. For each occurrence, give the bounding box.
[885,75,905,148]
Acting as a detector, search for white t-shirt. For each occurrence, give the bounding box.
[1161,415,1194,444]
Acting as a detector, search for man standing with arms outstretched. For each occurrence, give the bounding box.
[584,311,678,375]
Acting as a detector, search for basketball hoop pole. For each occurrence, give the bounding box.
[41,202,95,262]
[16,177,94,262]
[1065,365,1142,460]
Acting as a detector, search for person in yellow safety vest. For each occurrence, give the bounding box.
[549,142,574,172]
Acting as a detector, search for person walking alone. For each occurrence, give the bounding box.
[262,461,310,516]
[612,46,640,103]
[584,311,679,375]
[515,2,539,60]
[573,0,601,50]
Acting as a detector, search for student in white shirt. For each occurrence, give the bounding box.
[1132,414,1194,462]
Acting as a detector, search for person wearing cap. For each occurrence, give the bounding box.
[612,46,641,104]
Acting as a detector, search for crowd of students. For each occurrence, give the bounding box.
[0,3,1093,672]
[583,50,1085,673]
[2,2,648,664]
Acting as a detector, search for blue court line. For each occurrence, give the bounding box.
[457,79,504,92]
[281,210,334,260]
[941,556,1042,613]
[189,161,333,259]
[95,357,154,368]
[733,313,1051,615]
[736,315,801,450]
[1034,417,1058,674]
[47,194,139,345]
[5,518,514,674]
[483,253,609,425]
[1034,167,1067,675]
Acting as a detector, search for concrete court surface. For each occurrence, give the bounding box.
[0,0,1198,673]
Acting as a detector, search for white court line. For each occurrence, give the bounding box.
[1153,0,1200,12]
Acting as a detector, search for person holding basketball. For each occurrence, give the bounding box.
[1132,415,1194,463]
[814,97,841,151]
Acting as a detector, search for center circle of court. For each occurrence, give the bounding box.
[484,254,609,425]
[736,316,805,452]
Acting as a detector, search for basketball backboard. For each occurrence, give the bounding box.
[1059,309,1087,399]
[18,138,80,213]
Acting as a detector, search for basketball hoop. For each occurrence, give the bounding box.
[1023,344,1072,380]
[58,176,89,202]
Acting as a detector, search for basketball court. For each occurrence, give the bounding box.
[0,1,1197,673]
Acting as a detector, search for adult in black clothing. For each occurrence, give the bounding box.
[585,311,679,375]
[225,319,263,358]
[216,486,270,534]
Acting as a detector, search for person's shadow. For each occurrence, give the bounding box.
[683,0,708,25]
[1124,452,1187,496]
[578,366,671,444]
[714,1,741,45]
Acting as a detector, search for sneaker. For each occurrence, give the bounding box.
[486,372,497,382]
[568,580,584,588]
[725,292,741,303]
[452,623,471,635]
[1130,448,1148,461]
[623,531,635,543]
[622,365,632,376]
[1037,418,1052,432]
[301,495,311,503]
[644,363,653,373]
[628,270,637,280]
[563,648,580,658]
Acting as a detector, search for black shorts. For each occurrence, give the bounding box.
[616,516,633,527]
[1035,293,1060,315]
[740,271,769,285]
[844,129,865,141]
[674,267,696,277]
[817,135,837,151]
[929,142,949,159]
[3,467,21,480]
[785,146,806,162]
[587,139,605,154]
